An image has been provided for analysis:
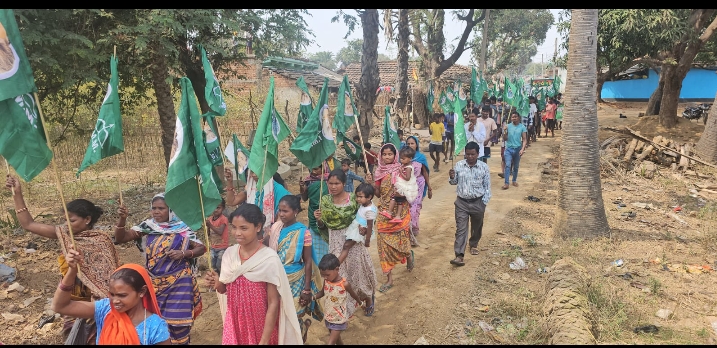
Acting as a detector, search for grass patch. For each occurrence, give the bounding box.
[585,283,630,341]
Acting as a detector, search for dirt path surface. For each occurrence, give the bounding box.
[188,136,558,345]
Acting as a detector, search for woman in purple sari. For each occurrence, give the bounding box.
[114,193,206,345]
[405,136,433,247]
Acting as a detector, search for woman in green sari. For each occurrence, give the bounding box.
[314,169,376,317]
[265,195,323,342]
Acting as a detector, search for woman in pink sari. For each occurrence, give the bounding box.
[405,136,432,247]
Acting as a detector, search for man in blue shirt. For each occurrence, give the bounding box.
[503,110,527,190]
[448,141,491,266]
[443,111,456,162]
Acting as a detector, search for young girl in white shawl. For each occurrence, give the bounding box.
[205,204,303,345]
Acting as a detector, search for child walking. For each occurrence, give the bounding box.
[207,199,229,278]
[313,254,367,345]
[380,147,418,223]
[428,113,445,172]
[343,183,378,250]
[205,204,303,345]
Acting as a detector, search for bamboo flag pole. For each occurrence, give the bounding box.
[5,159,13,196]
[34,92,76,248]
[113,45,124,206]
[195,177,212,271]
[352,114,371,176]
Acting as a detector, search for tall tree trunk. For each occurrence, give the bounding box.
[150,47,176,168]
[645,71,664,116]
[695,92,717,163]
[554,9,610,239]
[356,9,380,139]
[657,64,681,127]
[395,9,409,111]
[596,73,608,103]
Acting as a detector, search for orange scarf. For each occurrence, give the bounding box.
[97,264,162,345]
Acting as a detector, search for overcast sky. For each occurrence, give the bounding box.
[303,9,563,66]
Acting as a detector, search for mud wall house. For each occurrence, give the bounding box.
[218,55,342,140]
[342,61,472,126]
[601,65,717,102]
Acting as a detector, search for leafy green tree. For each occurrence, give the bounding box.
[335,38,364,66]
[470,9,554,77]
[306,51,336,70]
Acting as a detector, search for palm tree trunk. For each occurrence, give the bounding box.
[150,47,176,168]
[395,9,410,111]
[355,9,380,139]
[554,9,610,239]
[695,92,717,163]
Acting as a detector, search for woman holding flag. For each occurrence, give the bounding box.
[6,175,119,345]
[114,194,205,345]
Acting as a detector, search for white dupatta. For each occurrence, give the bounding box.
[219,245,303,345]
[245,175,276,227]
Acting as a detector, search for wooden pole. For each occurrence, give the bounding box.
[113,46,123,206]
[480,9,490,74]
[353,113,371,174]
[5,159,14,196]
[34,92,76,248]
[195,177,212,271]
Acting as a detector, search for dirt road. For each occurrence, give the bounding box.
[190,135,558,345]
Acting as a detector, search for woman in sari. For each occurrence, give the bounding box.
[225,168,290,232]
[114,193,205,345]
[52,248,170,345]
[405,136,433,247]
[6,175,119,345]
[314,169,376,317]
[265,195,323,342]
[373,143,416,293]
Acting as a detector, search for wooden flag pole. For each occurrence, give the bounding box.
[352,114,371,175]
[33,92,76,248]
[113,46,124,206]
[195,177,213,271]
[5,159,14,196]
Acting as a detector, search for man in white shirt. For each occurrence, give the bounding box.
[464,107,487,158]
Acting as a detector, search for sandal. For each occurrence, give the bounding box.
[407,250,415,272]
[502,184,510,190]
[378,283,393,293]
[390,217,403,223]
[470,248,479,255]
[364,293,375,317]
[379,211,393,219]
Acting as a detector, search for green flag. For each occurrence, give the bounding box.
[438,90,453,114]
[536,88,546,111]
[76,56,124,177]
[248,77,291,189]
[452,95,467,157]
[503,77,520,107]
[333,75,357,134]
[342,135,362,161]
[295,76,313,132]
[202,115,223,167]
[517,95,530,118]
[290,77,336,170]
[383,106,400,149]
[426,81,435,114]
[0,93,52,181]
[200,45,226,117]
[479,72,489,100]
[553,74,562,94]
[0,10,36,101]
[454,79,467,110]
[227,133,250,183]
[164,77,222,231]
[470,67,482,104]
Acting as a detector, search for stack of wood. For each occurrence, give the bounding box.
[600,127,716,179]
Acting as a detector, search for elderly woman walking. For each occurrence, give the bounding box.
[114,193,205,345]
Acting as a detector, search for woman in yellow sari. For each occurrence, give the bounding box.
[373,143,416,293]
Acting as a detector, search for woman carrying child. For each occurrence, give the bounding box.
[205,204,303,345]
[373,144,416,293]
